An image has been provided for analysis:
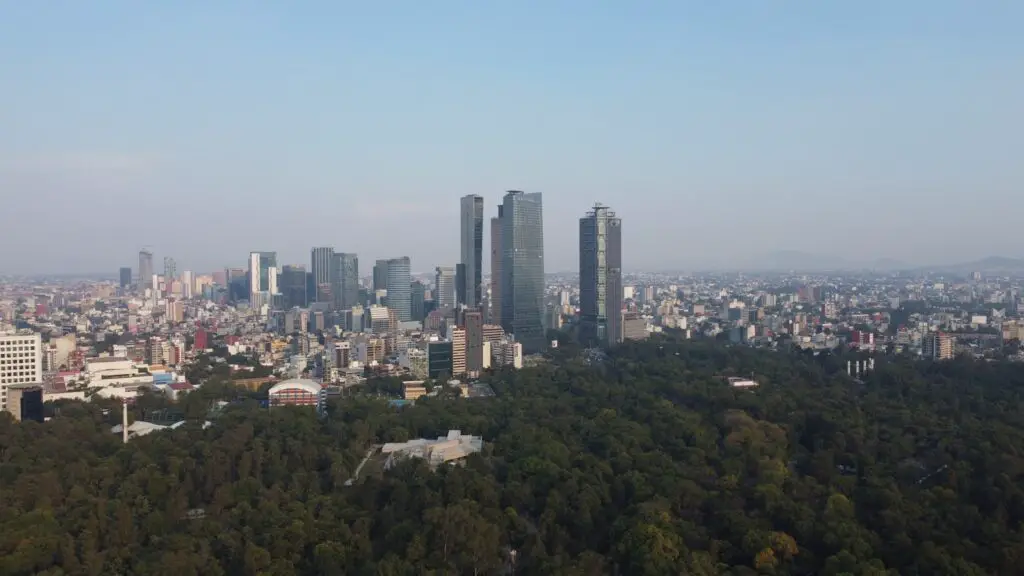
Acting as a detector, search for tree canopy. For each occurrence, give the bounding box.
[3,335,1024,574]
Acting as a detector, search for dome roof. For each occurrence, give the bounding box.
[267,379,322,396]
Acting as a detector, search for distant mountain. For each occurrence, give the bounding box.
[918,256,1024,273]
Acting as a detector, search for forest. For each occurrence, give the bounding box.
[4,335,1024,575]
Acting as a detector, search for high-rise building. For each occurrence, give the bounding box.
[163,257,177,286]
[119,267,132,288]
[0,333,42,411]
[923,332,954,360]
[311,247,334,303]
[435,266,456,310]
[281,265,308,309]
[181,270,195,299]
[461,308,484,375]
[500,191,545,353]
[373,260,390,292]
[489,206,503,325]
[138,250,154,290]
[579,204,623,347]
[459,194,484,307]
[410,281,426,322]
[248,251,278,298]
[452,327,467,376]
[332,253,359,311]
[385,257,411,322]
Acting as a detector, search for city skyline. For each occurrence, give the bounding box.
[3,3,1022,274]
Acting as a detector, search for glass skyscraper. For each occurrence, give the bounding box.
[331,252,359,311]
[281,264,308,309]
[459,194,484,307]
[435,266,456,310]
[138,250,153,290]
[310,247,334,304]
[500,191,545,354]
[579,204,623,347]
[385,256,412,322]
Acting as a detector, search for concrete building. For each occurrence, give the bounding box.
[451,327,467,376]
[923,332,954,360]
[0,333,42,411]
[381,430,484,470]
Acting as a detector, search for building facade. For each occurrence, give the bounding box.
[248,251,278,298]
[138,250,153,290]
[0,333,42,411]
[385,257,412,322]
[500,191,545,354]
[579,204,623,347]
[489,206,503,325]
[119,267,132,288]
[281,265,308,309]
[459,194,484,307]
[373,259,390,292]
[311,247,334,303]
[332,252,359,311]
[435,266,456,311]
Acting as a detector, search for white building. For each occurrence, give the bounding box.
[0,333,42,410]
[382,430,484,469]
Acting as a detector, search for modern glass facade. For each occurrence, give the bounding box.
[386,256,412,322]
[281,264,308,309]
[332,252,359,311]
[138,250,153,290]
[311,247,334,303]
[500,191,545,354]
[579,204,623,347]
[459,194,484,307]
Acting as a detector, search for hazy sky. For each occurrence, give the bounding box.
[2,2,1022,274]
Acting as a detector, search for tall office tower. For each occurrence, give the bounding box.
[281,265,308,308]
[119,267,132,288]
[138,250,154,290]
[331,253,360,311]
[182,270,195,299]
[248,251,278,298]
[373,260,390,291]
[311,247,334,303]
[410,281,426,322]
[489,206,504,324]
[385,257,412,322]
[458,194,484,307]
[435,266,456,310]
[163,257,177,285]
[500,191,545,353]
[0,333,42,411]
[461,308,484,375]
[579,204,623,347]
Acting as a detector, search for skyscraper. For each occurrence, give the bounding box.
[385,257,412,322]
[373,260,390,292]
[311,247,334,303]
[461,307,484,375]
[410,281,426,322]
[500,191,545,354]
[281,265,308,308]
[119,267,132,288]
[248,251,278,299]
[579,204,623,347]
[435,266,456,310]
[459,194,484,307]
[332,253,359,311]
[490,205,503,324]
[138,250,153,290]
[163,257,177,285]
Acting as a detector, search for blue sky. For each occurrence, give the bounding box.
[1,1,1022,274]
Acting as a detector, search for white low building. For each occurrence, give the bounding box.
[381,430,483,469]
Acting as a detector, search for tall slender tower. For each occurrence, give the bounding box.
[490,205,504,324]
[500,191,545,354]
[458,195,484,307]
[332,253,359,310]
[310,247,334,304]
[579,204,623,347]
[138,250,153,290]
[435,266,456,310]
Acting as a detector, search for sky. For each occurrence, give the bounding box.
[1,1,1022,274]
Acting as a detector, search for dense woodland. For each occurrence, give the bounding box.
[4,336,1024,574]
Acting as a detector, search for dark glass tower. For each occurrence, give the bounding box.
[459,194,484,307]
[331,253,359,311]
[138,250,153,290]
[373,260,390,291]
[579,204,623,347]
[311,247,334,304]
[281,265,308,309]
[119,267,132,288]
[500,191,545,354]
